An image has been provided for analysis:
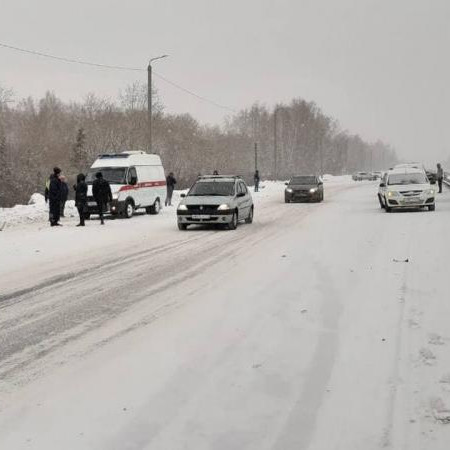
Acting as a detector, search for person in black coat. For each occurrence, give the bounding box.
[165,172,177,206]
[92,172,112,225]
[74,173,88,227]
[48,167,63,226]
[60,175,69,217]
[254,170,260,192]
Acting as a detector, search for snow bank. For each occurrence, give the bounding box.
[0,194,77,229]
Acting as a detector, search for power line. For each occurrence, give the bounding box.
[0,41,236,113]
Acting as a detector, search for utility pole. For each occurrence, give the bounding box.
[273,107,278,180]
[147,63,152,152]
[147,55,168,153]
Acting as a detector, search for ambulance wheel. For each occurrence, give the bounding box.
[124,200,134,219]
[149,198,161,215]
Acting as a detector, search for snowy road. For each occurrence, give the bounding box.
[1,179,450,449]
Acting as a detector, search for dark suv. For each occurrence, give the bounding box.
[285,175,324,203]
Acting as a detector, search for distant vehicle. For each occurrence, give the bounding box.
[378,168,436,212]
[352,171,377,181]
[285,175,324,203]
[372,171,383,179]
[85,151,165,219]
[426,170,437,185]
[177,175,253,230]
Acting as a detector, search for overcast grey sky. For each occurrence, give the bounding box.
[1,0,449,164]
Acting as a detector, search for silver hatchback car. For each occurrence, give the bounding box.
[177,175,254,230]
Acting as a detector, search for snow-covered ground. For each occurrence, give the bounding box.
[1,176,449,450]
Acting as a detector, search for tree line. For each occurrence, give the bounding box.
[0,83,397,207]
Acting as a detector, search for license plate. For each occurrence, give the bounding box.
[404,198,418,203]
[88,202,96,207]
[192,214,211,219]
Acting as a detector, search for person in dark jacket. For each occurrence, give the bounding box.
[60,175,69,217]
[254,170,260,192]
[92,171,112,225]
[165,172,177,206]
[48,167,63,226]
[74,173,88,226]
[437,163,444,193]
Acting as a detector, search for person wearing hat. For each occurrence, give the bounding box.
[74,173,88,226]
[92,171,112,225]
[48,167,63,226]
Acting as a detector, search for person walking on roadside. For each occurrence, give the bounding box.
[74,173,88,227]
[437,163,444,193]
[92,172,112,225]
[165,172,177,206]
[254,170,260,192]
[60,175,69,217]
[48,167,63,226]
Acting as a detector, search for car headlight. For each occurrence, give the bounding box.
[178,204,188,211]
[387,191,399,197]
[425,189,435,195]
[309,188,317,193]
[286,188,293,193]
[217,204,230,211]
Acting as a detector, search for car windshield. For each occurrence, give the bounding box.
[86,167,127,184]
[290,176,317,185]
[388,173,428,185]
[188,181,235,196]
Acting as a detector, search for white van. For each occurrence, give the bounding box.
[85,151,166,218]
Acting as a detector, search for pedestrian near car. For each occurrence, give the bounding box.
[165,172,177,206]
[437,163,444,193]
[74,173,88,227]
[48,167,63,226]
[92,172,112,225]
[60,175,69,217]
[254,170,260,192]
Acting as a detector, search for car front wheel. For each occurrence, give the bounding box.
[228,211,238,230]
[428,204,436,211]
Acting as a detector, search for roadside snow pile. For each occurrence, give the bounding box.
[0,194,77,229]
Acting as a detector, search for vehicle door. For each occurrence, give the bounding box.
[127,167,139,206]
[379,173,388,203]
[237,181,250,218]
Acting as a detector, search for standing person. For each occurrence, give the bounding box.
[213,170,219,175]
[165,172,177,206]
[74,173,88,227]
[60,175,69,217]
[92,172,112,225]
[437,163,444,193]
[48,167,63,226]
[254,170,260,192]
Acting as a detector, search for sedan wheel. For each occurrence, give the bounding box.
[228,211,238,230]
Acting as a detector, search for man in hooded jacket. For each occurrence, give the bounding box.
[92,172,112,225]
[74,173,88,226]
[48,167,63,226]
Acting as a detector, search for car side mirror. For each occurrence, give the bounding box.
[430,180,436,185]
[130,176,137,186]
[237,192,245,198]
[379,182,386,187]
[318,181,323,186]
[285,182,289,186]
[180,193,186,198]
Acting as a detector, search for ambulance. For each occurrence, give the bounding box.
[85,151,166,219]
